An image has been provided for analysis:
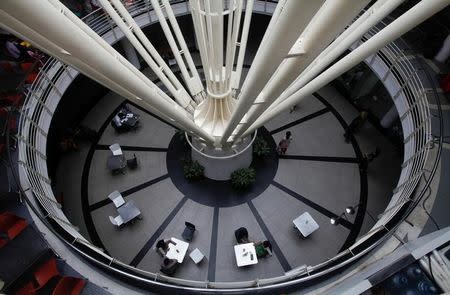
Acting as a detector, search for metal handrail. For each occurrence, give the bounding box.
[12,1,442,292]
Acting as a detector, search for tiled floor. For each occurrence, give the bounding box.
[55,85,402,283]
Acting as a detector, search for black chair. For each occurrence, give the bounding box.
[234,227,249,244]
[181,222,195,241]
[160,258,178,276]
[127,154,138,169]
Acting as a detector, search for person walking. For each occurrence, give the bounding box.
[359,147,381,172]
[344,111,368,143]
[277,131,292,155]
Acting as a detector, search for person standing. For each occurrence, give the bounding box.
[344,111,368,143]
[359,147,381,172]
[277,131,292,155]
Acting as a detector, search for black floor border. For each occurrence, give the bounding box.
[96,144,168,152]
[121,174,169,197]
[312,92,369,251]
[207,207,219,282]
[269,108,329,135]
[127,101,179,130]
[271,180,353,230]
[80,100,127,253]
[88,174,170,212]
[247,201,292,272]
[129,196,188,267]
[88,198,111,212]
[279,155,359,163]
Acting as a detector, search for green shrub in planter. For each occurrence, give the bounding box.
[231,167,256,190]
[253,136,270,158]
[183,160,204,181]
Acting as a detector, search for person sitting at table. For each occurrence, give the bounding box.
[155,239,174,256]
[254,240,273,258]
[160,258,178,276]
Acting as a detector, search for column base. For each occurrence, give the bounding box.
[187,131,257,181]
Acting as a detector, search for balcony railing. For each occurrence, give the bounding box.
[9,0,443,293]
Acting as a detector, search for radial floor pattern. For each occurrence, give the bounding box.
[55,85,401,282]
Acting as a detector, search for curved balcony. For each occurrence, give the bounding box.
[10,0,443,293]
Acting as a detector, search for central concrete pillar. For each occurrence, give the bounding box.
[188,132,256,180]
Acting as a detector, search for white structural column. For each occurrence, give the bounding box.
[264,0,406,113]
[150,0,204,101]
[99,0,195,113]
[189,0,246,139]
[220,0,325,143]
[231,0,254,91]
[231,0,370,140]
[0,0,215,143]
[243,0,450,137]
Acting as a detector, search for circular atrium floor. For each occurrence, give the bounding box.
[55,85,402,282]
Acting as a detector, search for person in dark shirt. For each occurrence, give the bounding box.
[344,111,368,143]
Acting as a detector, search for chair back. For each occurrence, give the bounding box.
[108,191,125,208]
[0,211,28,239]
[182,222,196,241]
[160,258,178,276]
[127,155,138,169]
[109,143,123,155]
[52,276,86,295]
[235,227,249,244]
[109,216,117,226]
[185,221,195,230]
[114,215,124,226]
[34,257,60,287]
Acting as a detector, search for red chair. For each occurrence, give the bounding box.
[15,281,36,295]
[2,93,24,106]
[14,257,60,295]
[0,212,28,240]
[33,257,60,288]
[0,237,7,249]
[52,276,86,295]
[441,73,450,93]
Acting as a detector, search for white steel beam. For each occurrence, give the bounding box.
[232,0,370,140]
[209,0,224,94]
[220,0,325,143]
[231,0,254,91]
[0,0,215,143]
[190,0,214,93]
[36,0,178,119]
[224,0,243,92]
[150,0,204,99]
[271,0,405,110]
[100,0,195,113]
[243,0,450,137]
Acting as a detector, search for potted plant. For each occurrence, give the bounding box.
[183,160,204,181]
[253,136,270,158]
[231,167,256,190]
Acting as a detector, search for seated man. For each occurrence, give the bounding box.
[255,240,273,258]
[111,115,123,130]
[235,227,249,244]
[160,258,178,276]
[155,239,175,256]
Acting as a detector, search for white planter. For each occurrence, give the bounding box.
[188,131,257,181]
